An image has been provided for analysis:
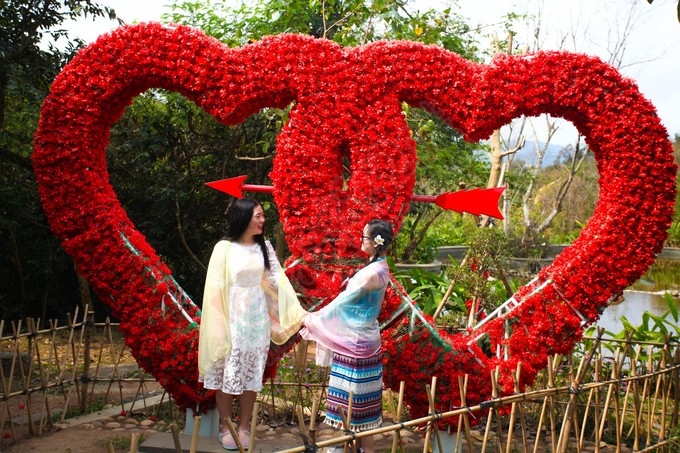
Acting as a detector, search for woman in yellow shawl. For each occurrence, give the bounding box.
[198,198,303,450]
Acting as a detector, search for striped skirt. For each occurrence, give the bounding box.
[324,351,383,432]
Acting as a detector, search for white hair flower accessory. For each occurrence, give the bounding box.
[374,235,385,246]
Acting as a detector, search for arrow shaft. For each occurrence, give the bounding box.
[410,194,437,203]
[242,184,275,194]
[209,176,504,219]
[245,185,442,203]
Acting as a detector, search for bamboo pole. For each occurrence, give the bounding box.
[657,337,672,445]
[593,356,602,452]
[130,432,140,453]
[613,345,625,453]
[533,355,559,453]
[557,329,603,452]
[672,349,680,428]
[579,361,596,449]
[515,366,529,453]
[622,345,642,449]
[272,361,680,453]
[644,348,654,448]
[225,416,245,453]
[80,310,94,413]
[308,393,320,444]
[189,415,201,453]
[481,366,502,453]
[481,368,496,453]
[32,317,53,434]
[504,362,521,453]
[338,402,356,453]
[390,381,405,453]
[0,319,16,439]
[457,374,474,453]
[597,347,620,441]
[169,422,182,453]
[432,281,457,320]
[422,383,433,453]
[425,376,443,453]
[249,402,259,453]
[296,406,309,439]
[346,391,354,453]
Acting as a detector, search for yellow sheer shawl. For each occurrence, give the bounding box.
[198,241,305,379]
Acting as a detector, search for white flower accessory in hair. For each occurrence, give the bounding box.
[374,235,385,246]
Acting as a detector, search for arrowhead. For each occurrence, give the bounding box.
[436,187,505,219]
[205,175,248,198]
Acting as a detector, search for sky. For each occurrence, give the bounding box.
[62,0,680,143]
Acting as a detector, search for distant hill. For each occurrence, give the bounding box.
[512,141,567,167]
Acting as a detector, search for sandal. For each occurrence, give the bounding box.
[219,430,238,450]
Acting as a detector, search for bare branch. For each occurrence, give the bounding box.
[500,135,526,158]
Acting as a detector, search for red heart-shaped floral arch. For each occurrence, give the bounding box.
[32,23,676,419]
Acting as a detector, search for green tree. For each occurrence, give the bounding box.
[1,0,486,319]
[106,92,286,296]
[164,0,487,264]
[0,1,119,319]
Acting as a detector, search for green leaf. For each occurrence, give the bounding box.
[664,292,679,322]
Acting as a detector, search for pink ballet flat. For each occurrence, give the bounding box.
[238,429,251,449]
[219,430,238,450]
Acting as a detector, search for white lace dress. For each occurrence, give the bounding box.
[200,240,279,394]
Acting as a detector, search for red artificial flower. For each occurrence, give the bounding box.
[31,23,676,424]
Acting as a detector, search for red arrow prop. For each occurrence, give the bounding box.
[206,176,505,219]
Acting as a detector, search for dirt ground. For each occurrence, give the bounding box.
[1,420,427,453]
[2,424,158,453]
[0,373,168,453]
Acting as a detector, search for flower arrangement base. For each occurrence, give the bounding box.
[432,430,462,453]
[184,408,220,438]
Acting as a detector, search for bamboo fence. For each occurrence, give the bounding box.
[1,308,679,452]
[273,331,680,453]
[0,307,165,440]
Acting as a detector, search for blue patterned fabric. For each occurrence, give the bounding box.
[324,351,383,432]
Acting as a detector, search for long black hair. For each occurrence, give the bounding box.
[366,219,394,264]
[224,198,270,270]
